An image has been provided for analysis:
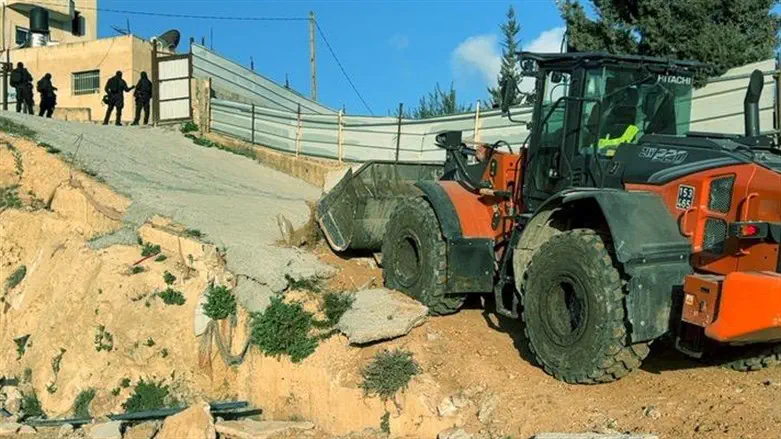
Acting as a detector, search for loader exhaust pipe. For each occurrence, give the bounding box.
[744,69,764,137]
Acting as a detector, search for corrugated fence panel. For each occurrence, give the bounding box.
[192,44,336,115]
[209,58,777,163]
[689,59,776,134]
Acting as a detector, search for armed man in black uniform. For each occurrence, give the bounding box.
[131,72,153,126]
[103,71,134,126]
[10,63,34,114]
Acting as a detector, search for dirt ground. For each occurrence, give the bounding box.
[2,129,780,439]
[310,248,781,439]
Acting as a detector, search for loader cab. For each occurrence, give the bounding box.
[502,52,700,210]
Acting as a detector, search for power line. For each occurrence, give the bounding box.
[314,21,374,115]
[32,1,308,21]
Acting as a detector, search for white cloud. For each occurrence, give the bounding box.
[451,27,566,87]
[451,34,502,84]
[388,34,410,51]
[527,27,566,53]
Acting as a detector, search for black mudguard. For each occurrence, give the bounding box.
[416,181,495,294]
[541,188,693,343]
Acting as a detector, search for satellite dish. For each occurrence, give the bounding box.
[151,29,181,51]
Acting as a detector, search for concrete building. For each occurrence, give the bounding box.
[1,0,98,48]
[1,1,167,122]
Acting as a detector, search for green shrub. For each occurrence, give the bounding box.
[155,254,168,262]
[51,348,66,374]
[380,411,391,434]
[73,388,96,418]
[120,377,131,388]
[111,387,121,396]
[94,326,114,352]
[14,335,29,359]
[141,242,162,257]
[185,228,203,238]
[360,349,419,401]
[0,117,37,139]
[203,285,236,320]
[317,292,354,328]
[163,271,176,286]
[284,274,323,293]
[180,121,199,134]
[145,337,155,347]
[158,288,186,306]
[0,186,22,209]
[131,265,145,275]
[122,379,174,413]
[250,296,318,363]
[38,142,60,154]
[6,265,27,290]
[20,391,45,420]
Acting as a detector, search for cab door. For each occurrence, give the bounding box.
[523,69,585,211]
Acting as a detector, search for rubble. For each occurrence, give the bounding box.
[532,435,659,439]
[438,427,473,439]
[0,422,21,436]
[123,421,160,439]
[157,402,215,439]
[87,421,123,439]
[337,288,428,344]
[477,393,499,424]
[215,419,315,439]
[57,424,74,438]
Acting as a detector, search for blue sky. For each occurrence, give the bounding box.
[97,0,565,115]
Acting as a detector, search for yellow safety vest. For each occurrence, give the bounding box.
[597,124,639,156]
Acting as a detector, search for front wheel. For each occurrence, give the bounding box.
[382,197,465,315]
[522,229,650,384]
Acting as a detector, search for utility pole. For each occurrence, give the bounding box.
[2,2,7,111]
[309,11,317,101]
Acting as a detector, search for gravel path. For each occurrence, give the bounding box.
[1,111,332,310]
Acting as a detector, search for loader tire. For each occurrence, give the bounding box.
[382,197,465,315]
[522,229,650,384]
[718,343,781,372]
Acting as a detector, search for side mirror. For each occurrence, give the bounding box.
[500,76,518,114]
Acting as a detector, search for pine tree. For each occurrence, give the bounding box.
[488,5,524,108]
[560,0,781,83]
[398,83,472,119]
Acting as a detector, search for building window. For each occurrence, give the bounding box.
[72,11,83,36]
[72,70,100,95]
[15,27,29,46]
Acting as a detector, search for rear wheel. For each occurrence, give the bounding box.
[382,197,465,315]
[714,343,781,372]
[522,229,650,384]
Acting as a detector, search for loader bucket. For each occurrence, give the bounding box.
[316,161,444,252]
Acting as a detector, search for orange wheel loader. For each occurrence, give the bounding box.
[317,52,781,383]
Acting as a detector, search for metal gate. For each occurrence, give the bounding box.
[153,52,192,123]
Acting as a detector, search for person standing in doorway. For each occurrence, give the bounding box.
[103,71,134,126]
[36,73,57,118]
[10,63,33,114]
[131,72,153,126]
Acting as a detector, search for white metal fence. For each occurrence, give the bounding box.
[207,54,777,163]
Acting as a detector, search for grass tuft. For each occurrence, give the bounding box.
[203,285,236,320]
[158,288,186,306]
[38,142,61,154]
[184,228,204,239]
[284,274,323,293]
[94,325,114,352]
[0,186,22,209]
[360,349,419,401]
[20,391,45,420]
[140,242,162,257]
[122,379,175,413]
[6,265,27,290]
[73,388,96,418]
[250,296,318,363]
[0,117,37,139]
[163,271,176,286]
[180,121,199,134]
